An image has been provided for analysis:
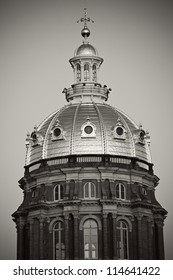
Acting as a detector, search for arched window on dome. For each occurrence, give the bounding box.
[116,183,126,200]
[83,219,98,259]
[84,182,96,199]
[53,222,65,260]
[84,63,90,81]
[76,63,81,82]
[92,64,97,82]
[116,220,129,259]
[54,184,63,201]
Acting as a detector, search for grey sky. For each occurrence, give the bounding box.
[0,0,173,259]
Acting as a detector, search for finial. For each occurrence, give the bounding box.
[77,8,94,28]
[77,8,94,41]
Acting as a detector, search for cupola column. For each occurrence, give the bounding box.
[90,63,93,82]
[81,63,84,82]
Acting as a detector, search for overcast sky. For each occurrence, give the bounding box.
[0,0,173,259]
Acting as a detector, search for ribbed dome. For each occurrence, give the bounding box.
[26,103,151,166]
[74,43,98,56]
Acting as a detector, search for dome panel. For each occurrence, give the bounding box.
[74,43,98,56]
[26,103,152,166]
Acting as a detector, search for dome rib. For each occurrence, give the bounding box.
[114,107,136,158]
[70,103,81,155]
[93,102,107,154]
[42,106,68,159]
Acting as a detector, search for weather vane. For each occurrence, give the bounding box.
[77,8,94,28]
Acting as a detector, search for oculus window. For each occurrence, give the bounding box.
[81,119,96,138]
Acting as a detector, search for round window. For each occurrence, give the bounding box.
[54,127,61,137]
[116,126,124,136]
[84,125,93,134]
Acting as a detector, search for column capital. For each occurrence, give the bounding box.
[134,214,143,221]
[27,218,34,225]
[64,213,69,220]
[103,213,108,219]
[112,213,117,219]
[39,216,45,223]
[73,213,80,219]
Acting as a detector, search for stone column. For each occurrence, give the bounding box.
[78,180,83,199]
[156,221,165,259]
[103,213,109,259]
[137,216,143,260]
[74,213,79,259]
[74,180,79,199]
[101,180,107,199]
[90,63,93,82]
[29,218,34,259]
[65,180,70,199]
[39,217,44,259]
[112,213,118,259]
[17,221,24,260]
[110,180,115,199]
[64,214,69,259]
[147,218,153,260]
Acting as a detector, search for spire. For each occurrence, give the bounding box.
[77,8,94,42]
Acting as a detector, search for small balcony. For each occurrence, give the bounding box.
[62,83,111,102]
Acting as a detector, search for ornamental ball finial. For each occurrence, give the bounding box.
[81,27,90,38]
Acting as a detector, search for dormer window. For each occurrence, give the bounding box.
[30,128,44,147]
[51,120,65,141]
[133,125,146,145]
[81,118,96,138]
[112,118,126,140]
[84,63,90,81]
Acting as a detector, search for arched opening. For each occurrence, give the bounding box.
[116,220,129,259]
[83,219,98,259]
[84,63,90,81]
[84,182,96,199]
[76,64,81,82]
[92,64,97,81]
[116,183,126,200]
[53,222,65,259]
[54,184,63,201]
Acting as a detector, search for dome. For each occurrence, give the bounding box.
[26,103,151,167]
[74,43,98,56]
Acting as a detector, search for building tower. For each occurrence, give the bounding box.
[12,9,167,260]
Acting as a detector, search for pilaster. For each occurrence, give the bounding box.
[73,213,79,259]
[103,213,109,259]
